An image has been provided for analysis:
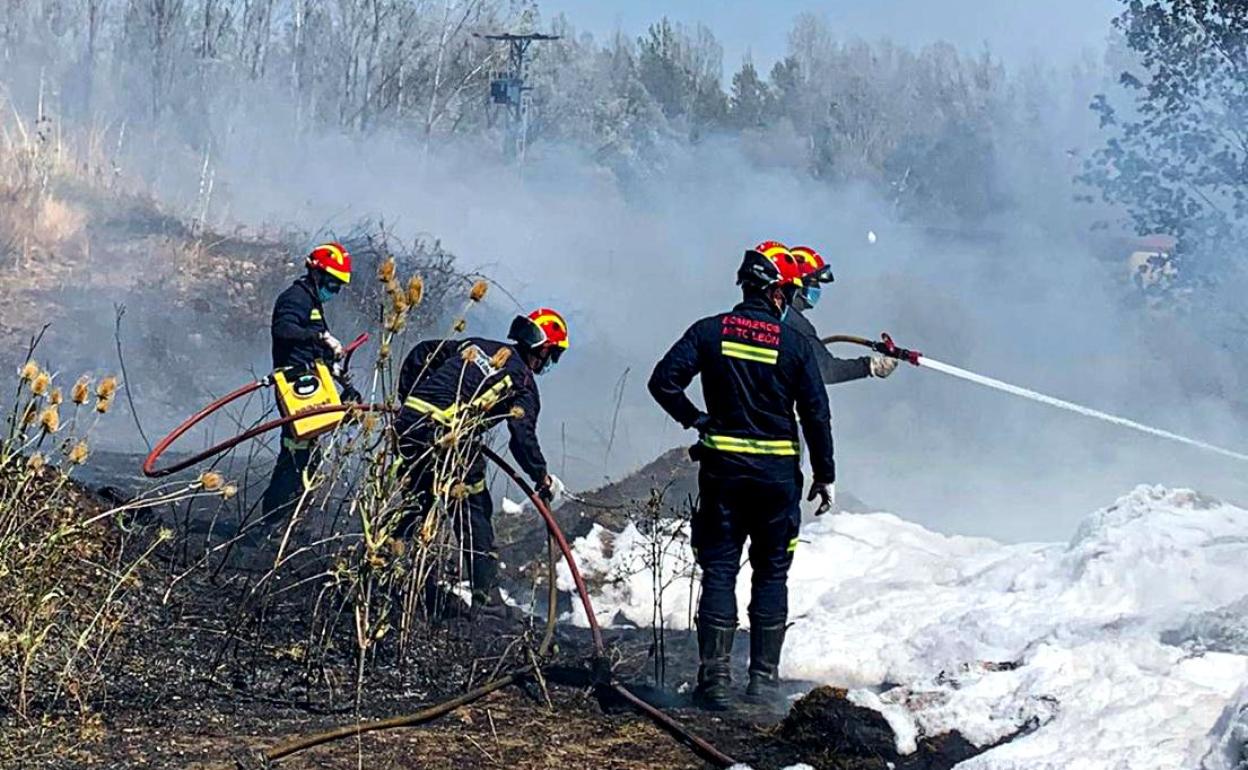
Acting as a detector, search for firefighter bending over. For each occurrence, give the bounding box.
[394,308,567,609]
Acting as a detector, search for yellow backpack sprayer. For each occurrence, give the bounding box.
[271,362,343,440]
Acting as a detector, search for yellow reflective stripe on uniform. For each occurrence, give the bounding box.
[721,340,779,364]
[787,537,799,553]
[404,396,457,425]
[465,478,487,495]
[472,375,513,411]
[310,309,323,321]
[700,435,798,456]
[403,375,514,427]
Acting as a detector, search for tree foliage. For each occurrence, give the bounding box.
[0,3,1105,231]
[1081,0,1248,287]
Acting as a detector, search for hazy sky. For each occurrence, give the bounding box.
[540,0,1122,72]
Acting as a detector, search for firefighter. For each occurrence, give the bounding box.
[648,242,835,709]
[788,244,899,383]
[258,242,359,533]
[394,308,567,608]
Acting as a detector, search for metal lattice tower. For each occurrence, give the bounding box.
[478,32,560,161]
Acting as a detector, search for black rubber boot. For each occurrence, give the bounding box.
[745,623,787,704]
[693,621,736,711]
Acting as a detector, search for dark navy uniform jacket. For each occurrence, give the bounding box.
[649,296,836,484]
[271,276,333,371]
[396,337,547,484]
[785,307,872,385]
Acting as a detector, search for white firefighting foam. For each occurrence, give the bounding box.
[550,485,1248,769]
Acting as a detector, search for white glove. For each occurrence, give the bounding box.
[321,331,344,360]
[807,481,837,516]
[870,355,899,379]
[547,473,566,504]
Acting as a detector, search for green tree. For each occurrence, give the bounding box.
[1080,0,1248,289]
[728,59,769,130]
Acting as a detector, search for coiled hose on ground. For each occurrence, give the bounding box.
[142,392,738,768]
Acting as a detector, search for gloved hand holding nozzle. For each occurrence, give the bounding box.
[870,355,899,378]
[537,473,566,505]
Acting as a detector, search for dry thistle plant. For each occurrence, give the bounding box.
[0,359,168,726]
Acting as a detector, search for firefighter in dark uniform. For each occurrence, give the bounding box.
[259,242,359,530]
[787,245,899,383]
[394,308,567,607]
[649,241,836,709]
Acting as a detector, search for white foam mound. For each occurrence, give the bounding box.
[558,485,1248,769]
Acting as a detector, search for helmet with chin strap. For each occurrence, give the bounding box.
[508,308,569,372]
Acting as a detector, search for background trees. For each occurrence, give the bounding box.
[1081,0,1248,298]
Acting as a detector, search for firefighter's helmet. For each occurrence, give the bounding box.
[737,241,804,292]
[508,308,570,365]
[306,242,352,284]
[790,244,834,307]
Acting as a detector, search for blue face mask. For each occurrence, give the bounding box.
[805,284,822,308]
[779,305,789,322]
[317,285,339,303]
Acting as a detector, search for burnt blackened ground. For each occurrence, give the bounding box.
[5,457,1018,770]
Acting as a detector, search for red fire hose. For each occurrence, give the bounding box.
[138,371,738,767]
[142,334,369,478]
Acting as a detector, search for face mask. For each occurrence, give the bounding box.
[317,285,338,303]
[779,305,789,322]
[805,284,822,307]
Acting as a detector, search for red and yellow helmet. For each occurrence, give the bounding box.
[509,307,570,359]
[307,242,352,284]
[790,245,834,285]
[738,240,804,291]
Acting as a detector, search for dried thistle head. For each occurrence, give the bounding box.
[49,388,63,406]
[19,361,39,382]
[71,376,90,405]
[460,346,475,362]
[490,347,512,369]
[157,527,174,542]
[509,405,526,420]
[221,484,238,500]
[469,280,488,303]
[391,292,409,314]
[39,407,60,434]
[20,403,36,429]
[407,276,424,307]
[96,376,118,401]
[449,482,470,500]
[378,257,396,283]
[378,342,391,362]
[384,313,406,334]
[198,471,224,491]
[361,413,380,432]
[453,318,466,333]
[67,440,89,465]
[95,397,112,415]
[27,453,46,473]
[31,371,51,396]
